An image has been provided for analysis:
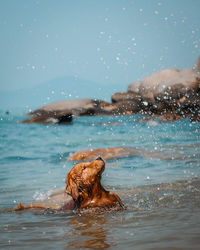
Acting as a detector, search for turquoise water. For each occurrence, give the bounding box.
[0,112,200,249]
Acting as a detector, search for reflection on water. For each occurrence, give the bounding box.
[68,216,110,249]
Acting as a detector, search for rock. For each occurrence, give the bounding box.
[100,121,120,126]
[111,92,143,114]
[193,55,200,73]
[23,99,116,124]
[23,97,145,124]
[27,98,117,117]
[69,147,131,161]
[27,99,96,116]
[115,100,142,114]
[128,67,200,104]
[111,92,141,103]
[114,56,200,118]
[190,112,200,122]
[69,147,171,161]
[22,110,73,124]
[160,112,181,122]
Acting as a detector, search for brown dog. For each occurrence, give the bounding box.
[15,157,123,211]
[66,157,123,209]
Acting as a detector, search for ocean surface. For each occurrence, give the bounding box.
[0,111,200,249]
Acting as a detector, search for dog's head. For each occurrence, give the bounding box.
[65,157,105,204]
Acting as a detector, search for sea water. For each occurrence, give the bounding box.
[0,111,200,249]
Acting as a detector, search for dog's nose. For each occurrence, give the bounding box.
[96,156,104,162]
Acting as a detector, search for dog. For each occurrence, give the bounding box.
[16,157,123,211]
[65,156,123,209]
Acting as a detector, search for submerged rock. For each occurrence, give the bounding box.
[69,147,131,161]
[69,147,172,161]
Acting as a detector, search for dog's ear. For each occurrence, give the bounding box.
[66,173,79,200]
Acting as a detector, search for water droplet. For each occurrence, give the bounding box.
[143,101,148,106]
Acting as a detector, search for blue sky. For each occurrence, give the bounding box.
[0,0,200,91]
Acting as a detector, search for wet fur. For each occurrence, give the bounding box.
[65,158,123,209]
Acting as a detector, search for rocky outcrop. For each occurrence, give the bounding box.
[112,56,200,120]
[23,99,124,124]
[27,99,98,116]
[127,68,200,103]
[23,97,145,124]
[23,56,200,124]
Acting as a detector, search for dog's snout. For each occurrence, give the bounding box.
[96,156,104,162]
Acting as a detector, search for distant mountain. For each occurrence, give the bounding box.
[0,76,126,112]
